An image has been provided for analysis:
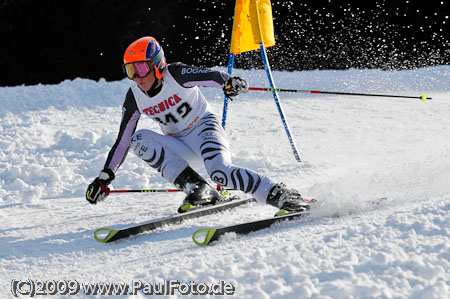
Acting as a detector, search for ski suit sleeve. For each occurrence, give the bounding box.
[103,88,141,173]
[168,62,231,88]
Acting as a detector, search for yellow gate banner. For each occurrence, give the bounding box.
[229,0,275,54]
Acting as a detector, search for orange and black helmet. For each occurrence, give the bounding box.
[123,36,166,79]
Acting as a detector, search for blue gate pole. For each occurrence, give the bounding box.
[221,53,235,129]
[259,43,302,162]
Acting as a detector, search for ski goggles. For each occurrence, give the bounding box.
[123,61,153,79]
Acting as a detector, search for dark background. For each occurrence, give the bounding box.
[1,0,449,87]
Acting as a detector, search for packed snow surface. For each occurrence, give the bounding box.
[1,66,449,298]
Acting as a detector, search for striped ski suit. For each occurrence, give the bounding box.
[104,62,275,203]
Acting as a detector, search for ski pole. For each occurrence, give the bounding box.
[248,87,431,102]
[106,189,181,195]
[106,186,237,195]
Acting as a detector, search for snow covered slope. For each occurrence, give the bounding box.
[1,67,449,298]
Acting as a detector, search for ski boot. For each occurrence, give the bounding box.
[175,167,227,213]
[266,183,310,216]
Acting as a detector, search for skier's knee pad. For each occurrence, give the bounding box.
[130,129,162,160]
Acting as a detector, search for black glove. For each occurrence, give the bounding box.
[86,169,115,204]
[223,76,249,97]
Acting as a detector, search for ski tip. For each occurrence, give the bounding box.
[94,228,119,243]
[192,228,217,246]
